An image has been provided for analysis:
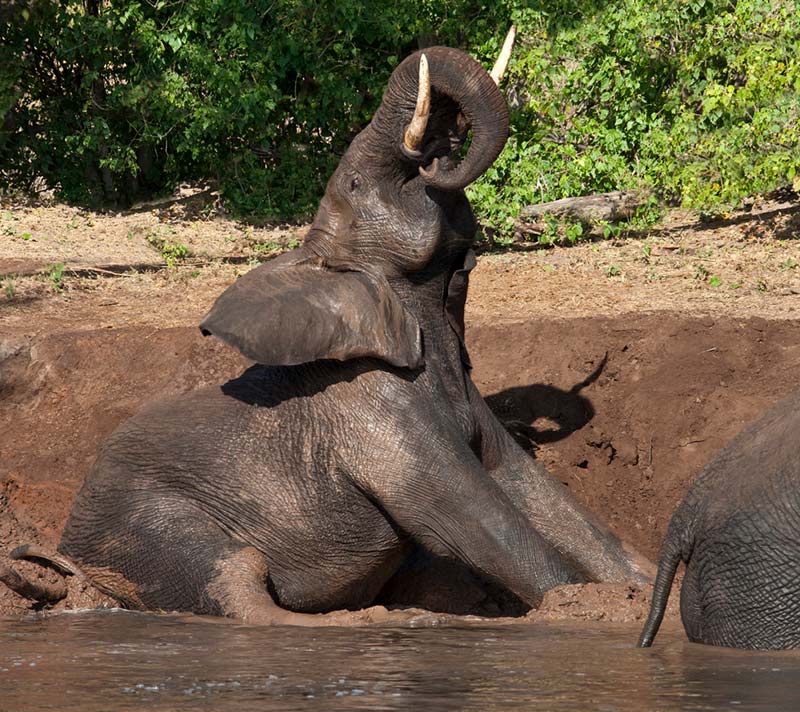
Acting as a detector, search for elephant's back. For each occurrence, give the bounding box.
[677,390,800,647]
[681,512,800,648]
[688,388,800,522]
[59,363,410,613]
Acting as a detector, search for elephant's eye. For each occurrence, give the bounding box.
[350,177,361,191]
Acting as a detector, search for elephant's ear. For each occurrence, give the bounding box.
[200,250,423,368]
[445,249,477,368]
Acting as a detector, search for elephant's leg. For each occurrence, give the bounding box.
[678,561,703,643]
[204,546,454,627]
[376,545,529,616]
[356,422,584,608]
[66,502,445,627]
[467,380,655,584]
[62,498,291,620]
[203,545,317,625]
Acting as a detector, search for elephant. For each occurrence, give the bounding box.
[4,44,653,625]
[638,388,800,649]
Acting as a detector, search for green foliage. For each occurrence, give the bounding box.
[1,1,514,217]
[2,0,798,232]
[46,262,65,292]
[146,230,189,267]
[467,0,800,238]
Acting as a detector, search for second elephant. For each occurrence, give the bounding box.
[639,388,800,649]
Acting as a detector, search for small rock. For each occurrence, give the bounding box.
[614,435,639,466]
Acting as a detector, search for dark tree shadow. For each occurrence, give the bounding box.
[485,353,607,449]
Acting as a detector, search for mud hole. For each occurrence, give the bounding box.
[2,312,799,624]
[2,195,799,625]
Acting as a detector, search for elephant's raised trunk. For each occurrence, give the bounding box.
[375,45,510,191]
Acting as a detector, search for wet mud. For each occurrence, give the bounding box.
[2,313,799,623]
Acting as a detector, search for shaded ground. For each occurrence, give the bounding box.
[1,191,799,626]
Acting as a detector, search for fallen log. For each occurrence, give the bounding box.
[517,190,649,232]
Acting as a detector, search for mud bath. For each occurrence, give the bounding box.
[2,312,800,620]
[2,198,800,708]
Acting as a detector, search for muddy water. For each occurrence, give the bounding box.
[1,611,798,711]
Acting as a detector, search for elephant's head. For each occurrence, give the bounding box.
[201,40,512,370]
[304,45,510,274]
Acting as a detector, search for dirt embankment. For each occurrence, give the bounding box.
[1,192,799,624]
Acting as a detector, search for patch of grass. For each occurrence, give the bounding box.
[1,211,16,237]
[607,265,622,277]
[2,278,15,300]
[252,241,285,253]
[780,257,798,270]
[252,236,301,254]
[46,262,65,292]
[161,242,189,268]
[146,230,190,269]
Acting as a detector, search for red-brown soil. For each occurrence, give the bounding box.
[1,194,799,626]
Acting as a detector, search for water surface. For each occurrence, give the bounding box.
[1,610,798,711]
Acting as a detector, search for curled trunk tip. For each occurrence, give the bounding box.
[377,45,511,191]
[0,561,67,603]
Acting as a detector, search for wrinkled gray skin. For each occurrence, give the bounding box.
[57,48,653,624]
[639,389,800,649]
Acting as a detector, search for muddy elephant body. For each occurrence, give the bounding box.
[639,389,800,649]
[44,46,653,623]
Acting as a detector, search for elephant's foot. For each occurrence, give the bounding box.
[619,539,658,585]
[206,547,454,627]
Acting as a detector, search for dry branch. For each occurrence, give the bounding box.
[517,190,649,234]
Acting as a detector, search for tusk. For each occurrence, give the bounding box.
[403,53,431,153]
[490,25,517,85]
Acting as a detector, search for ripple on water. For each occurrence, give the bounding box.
[0,611,799,711]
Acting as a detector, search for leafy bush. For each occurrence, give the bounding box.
[0,0,511,216]
[2,0,798,232]
[468,0,800,237]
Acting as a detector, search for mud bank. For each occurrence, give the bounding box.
[2,313,799,621]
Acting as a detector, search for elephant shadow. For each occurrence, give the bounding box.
[484,353,606,450]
